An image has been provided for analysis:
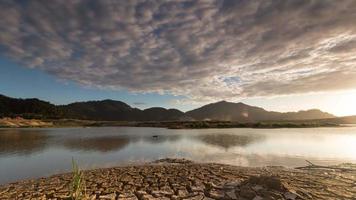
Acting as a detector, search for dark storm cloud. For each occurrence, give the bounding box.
[1,0,356,103]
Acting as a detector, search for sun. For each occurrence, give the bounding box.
[329,90,356,116]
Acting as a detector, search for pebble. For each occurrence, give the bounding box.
[99,193,116,199]
[225,190,237,199]
[284,192,298,200]
[252,195,263,200]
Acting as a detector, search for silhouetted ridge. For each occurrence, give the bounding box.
[0,94,336,122]
[62,100,140,121]
[143,108,184,121]
[185,101,334,122]
[0,94,62,119]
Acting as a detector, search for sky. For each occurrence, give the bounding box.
[1,0,356,116]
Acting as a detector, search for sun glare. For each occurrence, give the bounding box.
[330,91,356,116]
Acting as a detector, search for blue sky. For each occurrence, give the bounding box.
[1,1,356,116]
[0,57,192,110]
[2,56,356,116]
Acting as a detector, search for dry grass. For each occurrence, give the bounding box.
[70,158,86,200]
[0,117,52,128]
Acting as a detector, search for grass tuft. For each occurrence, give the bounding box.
[70,158,86,200]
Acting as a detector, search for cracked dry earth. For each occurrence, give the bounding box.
[0,159,355,200]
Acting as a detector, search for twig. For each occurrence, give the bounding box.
[305,160,315,166]
[296,160,356,172]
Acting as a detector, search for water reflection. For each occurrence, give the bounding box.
[195,133,264,149]
[63,136,130,152]
[0,129,50,156]
[1,127,356,185]
[142,134,182,144]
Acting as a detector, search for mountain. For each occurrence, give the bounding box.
[186,101,269,122]
[279,109,335,121]
[0,94,183,121]
[0,94,63,119]
[62,101,184,121]
[0,94,337,122]
[185,101,335,122]
[62,100,142,121]
[142,108,184,121]
[304,115,356,124]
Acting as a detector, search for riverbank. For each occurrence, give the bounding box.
[0,117,53,128]
[0,159,355,200]
[0,117,340,129]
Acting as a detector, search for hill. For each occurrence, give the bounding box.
[185,101,335,122]
[303,115,356,125]
[142,108,184,121]
[0,94,63,119]
[62,102,184,121]
[0,94,183,121]
[62,100,142,121]
[0,94,340,122]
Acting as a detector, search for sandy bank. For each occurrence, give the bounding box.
[0,159,355,200]
[0,117,52,128]
[0,117,340,129]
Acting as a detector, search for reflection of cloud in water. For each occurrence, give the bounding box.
[195,133,264,149]
[63,133,182,153]
[0,129,50,156]
[63,136,130,152]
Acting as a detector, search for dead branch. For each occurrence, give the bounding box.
[295,160,356,172]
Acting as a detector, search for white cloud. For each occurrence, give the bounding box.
[1,0,356,104]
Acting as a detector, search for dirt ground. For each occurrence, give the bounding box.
[0,159,355,200]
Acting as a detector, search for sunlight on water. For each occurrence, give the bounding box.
[1,127,356,184]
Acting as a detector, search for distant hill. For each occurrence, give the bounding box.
[185,101,335,122]
[0,94,63,119]
[303,115,356,125]
[0,94,341,122]
[62,100,142,121]
[63,102,184,121]
[142,108,184,121]
[0,94,183,121]
[279,109,336,121]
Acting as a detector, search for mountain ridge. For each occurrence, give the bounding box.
[185,101,334,122]
[0,94,336,122]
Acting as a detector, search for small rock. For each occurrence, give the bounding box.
[263,176,285,191]
[208,189,225,199]
[183,194,205,200]
[225,190,237,199]
[190,185,205,192]
[225,181,241,188]
[177,189,189,197]
[99,193,116,200]
[252,185,263,191]
[240,186,256,199]
[252,195,263,200]
[210,182,223,189]
[141,194,159,200]
[88,194,97,200]
[259,190,284,199]
[135,190,147,197]
[152,190,173,197]
[284,192,297,200]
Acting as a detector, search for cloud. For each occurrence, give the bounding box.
[1,0,356,103]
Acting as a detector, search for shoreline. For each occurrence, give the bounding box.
[0,118,341,129]
[0,159,355,199]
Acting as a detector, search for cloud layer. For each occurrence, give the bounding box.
[1,0,356,103]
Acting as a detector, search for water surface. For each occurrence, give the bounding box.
[1,127,356,184]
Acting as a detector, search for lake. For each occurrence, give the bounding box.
[1,127,356,184]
